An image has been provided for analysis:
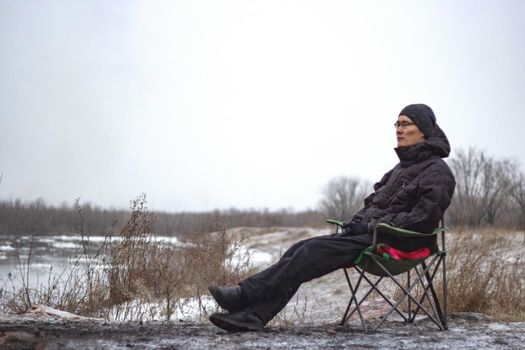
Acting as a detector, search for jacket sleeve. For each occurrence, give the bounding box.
[378,165,455,233]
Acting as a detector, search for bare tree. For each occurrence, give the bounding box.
[509,166,525,230]
[318,175,369,220]
[449,148,514,227]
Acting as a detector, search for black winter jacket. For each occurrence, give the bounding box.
[351,125,456,251]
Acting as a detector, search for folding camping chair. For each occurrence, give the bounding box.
[327,219,448,333]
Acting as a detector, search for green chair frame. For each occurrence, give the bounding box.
[327,220,448,332]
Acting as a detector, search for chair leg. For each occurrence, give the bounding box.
[342,267,409,324]
[410,264,434,320]
[359,273,407,319]
[340,268,368,332]
[409,257,446,330]
[423,258,448,329]
[442,252,448,329]
[407,270,412,322]
[372,258,444,331]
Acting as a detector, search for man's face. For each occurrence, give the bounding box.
[396,115,425,147]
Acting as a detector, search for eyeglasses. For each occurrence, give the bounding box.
[394,121,415,129]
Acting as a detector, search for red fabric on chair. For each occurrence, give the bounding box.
[375,244,430,261]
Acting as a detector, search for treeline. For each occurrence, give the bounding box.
[0,199,128,236]
[1,147,524,236]
[0,198,323,236]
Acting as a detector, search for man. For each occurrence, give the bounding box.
[208,103,456,332]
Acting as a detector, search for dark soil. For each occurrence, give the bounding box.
[1,313,524,350]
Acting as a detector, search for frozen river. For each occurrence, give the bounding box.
[0,233,273,292]
[0,234,110,289]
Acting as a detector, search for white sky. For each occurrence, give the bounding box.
[1,0,524,212]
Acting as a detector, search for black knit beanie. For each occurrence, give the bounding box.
[399,104,436,138]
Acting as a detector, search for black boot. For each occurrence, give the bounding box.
[208,285,248,312]
[209,310,264,332]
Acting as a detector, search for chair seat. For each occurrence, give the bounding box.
[356,223,444,277]
[357,251,435,277]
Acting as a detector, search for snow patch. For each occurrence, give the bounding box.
[53,242,79,249]
[108,296,216,322]
[0,244,15,251]
[174,295,216,321]
[488,322,511,331]
[250,250,273,267]
[228,244,273,269]
[26,304,102,320]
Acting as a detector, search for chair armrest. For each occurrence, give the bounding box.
[375,223,447,238]
[325,220,447,248]
[326,219,345,227]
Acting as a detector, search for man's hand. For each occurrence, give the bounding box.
[341,222,370,236]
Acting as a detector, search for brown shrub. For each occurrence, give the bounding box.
[444,229,524,321]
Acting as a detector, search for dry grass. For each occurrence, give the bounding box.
[270,294,310,326]
[0,194,253,321]
[444,229,524,321]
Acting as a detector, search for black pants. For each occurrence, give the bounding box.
[239,233,373,324]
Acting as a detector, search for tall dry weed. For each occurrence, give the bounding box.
[444,230,524,321]
[0,194,253,321]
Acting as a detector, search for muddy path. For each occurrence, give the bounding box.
[1,313,524,350]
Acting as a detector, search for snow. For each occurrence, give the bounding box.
[108,296,217,322]
[174,296,216,321]
[250,250,274,267]
[26,304,102,320]
[52,242,80,249]
[0,244,15,251]
[229,244,273,269]
[487,322,512,331]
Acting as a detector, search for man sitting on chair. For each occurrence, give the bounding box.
[208,103,456,332]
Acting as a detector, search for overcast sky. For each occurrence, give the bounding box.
[1,0,524,212]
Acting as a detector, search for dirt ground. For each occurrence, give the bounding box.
[1,312,524,350]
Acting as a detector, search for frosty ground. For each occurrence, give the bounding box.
[1,227,524,349]
[2,312,524,349]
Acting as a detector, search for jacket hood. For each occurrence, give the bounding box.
[424,124,450,158]
[395,124,451,164]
